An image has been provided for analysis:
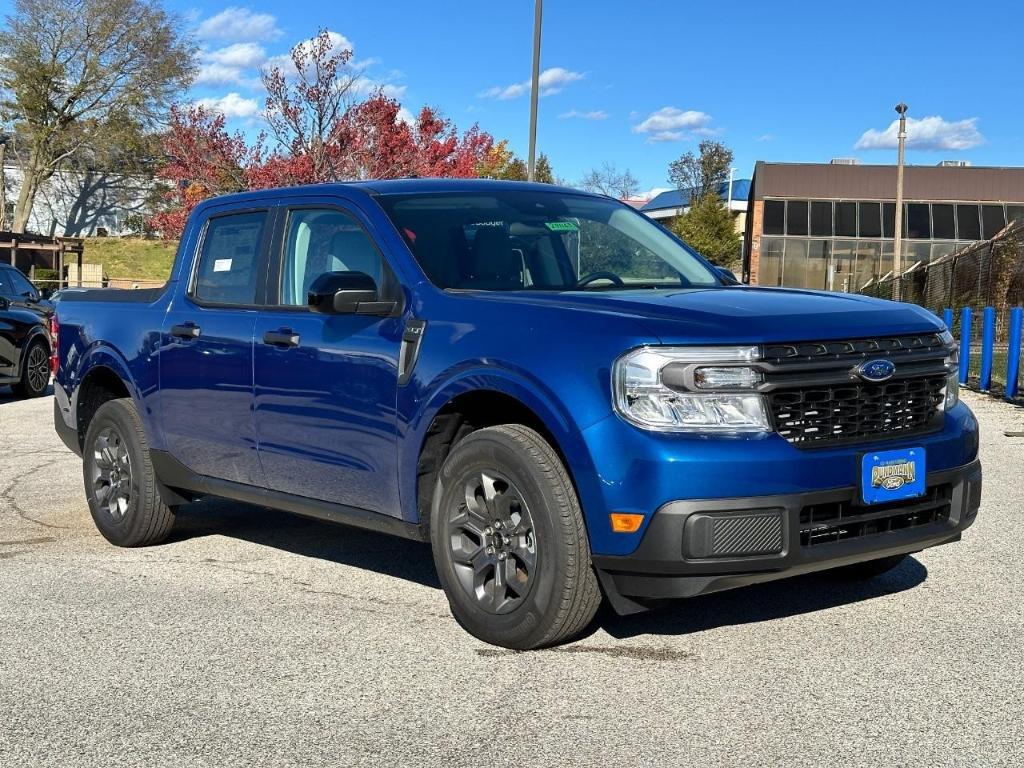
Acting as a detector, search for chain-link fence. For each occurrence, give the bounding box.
[859,222,1024,399]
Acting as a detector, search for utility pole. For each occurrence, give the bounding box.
[892,102,908,300]
[527,0,543,181]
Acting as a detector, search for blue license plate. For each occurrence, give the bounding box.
[861,447,926,505]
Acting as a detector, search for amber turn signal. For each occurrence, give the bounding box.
[609,513,644,533]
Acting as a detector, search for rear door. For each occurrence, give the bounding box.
[159,207,274,485]
[252,197,404,515]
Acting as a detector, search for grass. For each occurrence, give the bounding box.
[80,237,179,281]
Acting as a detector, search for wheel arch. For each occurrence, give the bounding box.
[72,350,143,451]
[402,369,602,534]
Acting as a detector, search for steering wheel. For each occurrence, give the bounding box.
[576,271,625,288]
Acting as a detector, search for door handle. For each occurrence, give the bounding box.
[170,323,201,339]
[263,329,301,347]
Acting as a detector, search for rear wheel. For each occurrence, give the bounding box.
[430,424,601,649]
[11,339,49,398]
[825,554,907,580]
[83,398,175,547]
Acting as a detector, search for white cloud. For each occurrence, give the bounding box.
[350,77,407,99]
[197,7,280,42]
[559,109,609,120]
[194,92,260,119]
[638,186,671,201]
[195,62,248,86]
[854,115,984,151]
[397,107,416,126]
[265,30,354,76]
[208,42,266,68]
[755,133,774,142]
[632,107,713,142]
[479,67,584,99]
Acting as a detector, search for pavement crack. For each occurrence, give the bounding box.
[0,459,72,530]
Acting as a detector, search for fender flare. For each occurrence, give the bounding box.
[397,364,602,527]
[70,344,149,436]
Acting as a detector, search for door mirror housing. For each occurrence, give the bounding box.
[307,271,395,315]
[716,266,741,284]
[0,295,9,310]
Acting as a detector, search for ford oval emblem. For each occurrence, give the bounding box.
[857,358,896,382]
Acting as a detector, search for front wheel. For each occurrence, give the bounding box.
[430,425,601,649]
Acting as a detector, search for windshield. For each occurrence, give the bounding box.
[377,189,721,291]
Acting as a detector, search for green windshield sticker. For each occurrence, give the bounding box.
[545,221,579,232]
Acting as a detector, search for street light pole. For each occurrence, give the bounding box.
[892,102,908,300]
[527,0,543,181]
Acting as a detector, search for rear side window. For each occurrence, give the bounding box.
[193,211,267,305]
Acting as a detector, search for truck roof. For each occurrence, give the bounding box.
[195,178,593,210]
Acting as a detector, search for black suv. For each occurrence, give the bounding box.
[0,264,53,399]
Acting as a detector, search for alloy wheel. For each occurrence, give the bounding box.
[26,345,48,393]
[90,427,133,522]
[447,469,537,614]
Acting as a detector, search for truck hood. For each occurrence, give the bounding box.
[469,285,944,344]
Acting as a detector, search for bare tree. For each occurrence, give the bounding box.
[0,0,194,232]
[578,162,641,199]
[667,140,733,202]
[260,29,361,182]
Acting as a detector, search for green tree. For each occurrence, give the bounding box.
[0,0,194,232]
[476,140,554,182]
[671,191,741,269]
[668,140,733,201]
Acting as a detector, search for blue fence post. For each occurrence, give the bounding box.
[943,308,954,331]
[979,307,996,391]
[1006,307,1022,400]
[959,307,972,384]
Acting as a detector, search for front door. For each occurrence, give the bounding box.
[253,202,404,515]
[160,208,273,485]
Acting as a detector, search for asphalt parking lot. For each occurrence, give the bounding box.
[1,389,1022,767]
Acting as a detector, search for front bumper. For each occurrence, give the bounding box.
[593,458,981,614]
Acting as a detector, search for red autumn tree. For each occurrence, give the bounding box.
[149,30,499,237]
[149,105,254,238]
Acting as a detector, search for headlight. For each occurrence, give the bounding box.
[613,346,770,432]
[941,331,959,409]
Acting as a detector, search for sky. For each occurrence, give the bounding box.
[10,0,1024,196]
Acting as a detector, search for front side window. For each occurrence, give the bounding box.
[193,211,266,305]
[279,208,384,306]
[6,269,36,298]
[378,190,720,291]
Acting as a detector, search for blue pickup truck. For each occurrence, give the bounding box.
[53,179,981,648]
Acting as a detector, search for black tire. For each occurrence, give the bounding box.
[825,554,907,581]
[11,338,49,399]
[430,424,601,649]
[83,398,175,547]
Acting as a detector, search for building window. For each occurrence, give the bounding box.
[763,200,785,235]
[906,203,930,239]
[1006,205,1024,227]
[956,204,981,240]
[835,202,856,237]
[882,202,896,238]
[982,204,1006,239]
[786,200,808,236]
[759,237,784,286]
[932,204,955,240]
[858,202,881,238]
[810,201,832,236]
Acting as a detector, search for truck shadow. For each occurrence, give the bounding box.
[170,498,928,638]
[593,557,928,640]
[169,498,442,589]
[0,384,54,404]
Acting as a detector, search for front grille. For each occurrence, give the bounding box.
[761,333,951,448]
[799,484,953,547]
[768,375,947,445]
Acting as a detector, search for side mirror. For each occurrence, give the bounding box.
[0,296,8,310]
[308,271,393,315]
[716,266,740,284]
